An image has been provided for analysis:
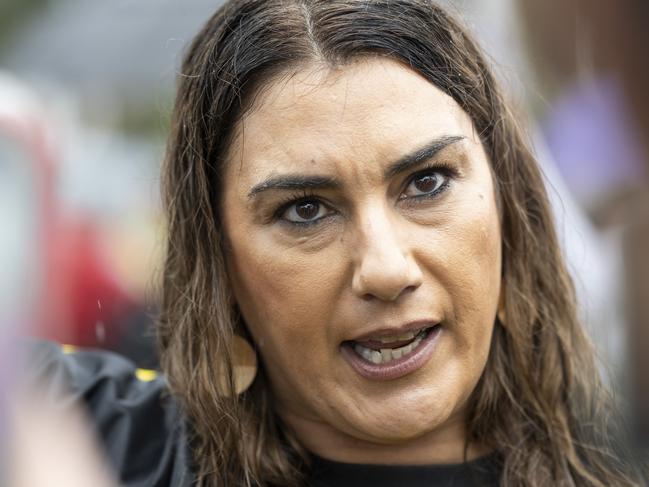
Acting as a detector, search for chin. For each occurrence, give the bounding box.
[340,395,460,444]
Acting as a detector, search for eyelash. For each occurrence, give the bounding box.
[401,162,456,202]
[273,189,334,228]
[273,162,457,228]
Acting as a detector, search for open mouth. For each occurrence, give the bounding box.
[344,324,439,365]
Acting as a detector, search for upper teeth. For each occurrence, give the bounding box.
[354,330,426,365]
[375,331,417,343]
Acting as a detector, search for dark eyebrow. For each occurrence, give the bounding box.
[248,174,341,199]
[384,135,465,179]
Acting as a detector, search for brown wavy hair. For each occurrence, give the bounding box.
[159,0,643,485]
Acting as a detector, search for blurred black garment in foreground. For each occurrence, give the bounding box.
[23,341,193,487]
[24,342,502,487]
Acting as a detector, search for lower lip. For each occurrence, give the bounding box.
[340,325,442,381]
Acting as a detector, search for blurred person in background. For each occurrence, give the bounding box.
[518,0,649,448]
[437,0,631,386]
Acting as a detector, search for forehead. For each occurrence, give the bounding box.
[225,58,477,180]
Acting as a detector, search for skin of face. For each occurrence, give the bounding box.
[222,58,502,464]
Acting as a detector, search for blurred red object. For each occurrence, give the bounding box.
[52,219,137,346]
[0,72,136,347]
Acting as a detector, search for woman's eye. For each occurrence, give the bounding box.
[281,199,330,224]
[401,170,449,199]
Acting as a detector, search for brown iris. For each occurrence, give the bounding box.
[295,201,320,220]
[413,173,439,194]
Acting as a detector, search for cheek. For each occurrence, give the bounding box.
[454,203,501,355]
[454,205,501,300]
[225,230,343,352]
[420,192,501,349]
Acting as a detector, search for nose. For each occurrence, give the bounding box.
[351,205,423,302]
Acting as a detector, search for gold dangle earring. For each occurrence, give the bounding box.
[219,302,257,396]
[229,334,258,395]
[219,296,258,395]
[218,334,257,396]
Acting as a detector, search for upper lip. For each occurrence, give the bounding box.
[346,320,440,342]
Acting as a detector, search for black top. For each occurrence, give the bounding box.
[308,454,501,487]
[25,341,502,486]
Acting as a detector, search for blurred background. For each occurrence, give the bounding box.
[0,0,647,447]
[0,0,226,369]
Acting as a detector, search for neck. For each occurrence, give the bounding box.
[280,409,490,466]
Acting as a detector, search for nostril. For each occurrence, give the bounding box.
[351,243,423,301]
[361,284,417,303]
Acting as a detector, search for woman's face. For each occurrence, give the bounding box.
[222,58,502,460]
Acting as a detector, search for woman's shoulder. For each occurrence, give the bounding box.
[22,340,195,487]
